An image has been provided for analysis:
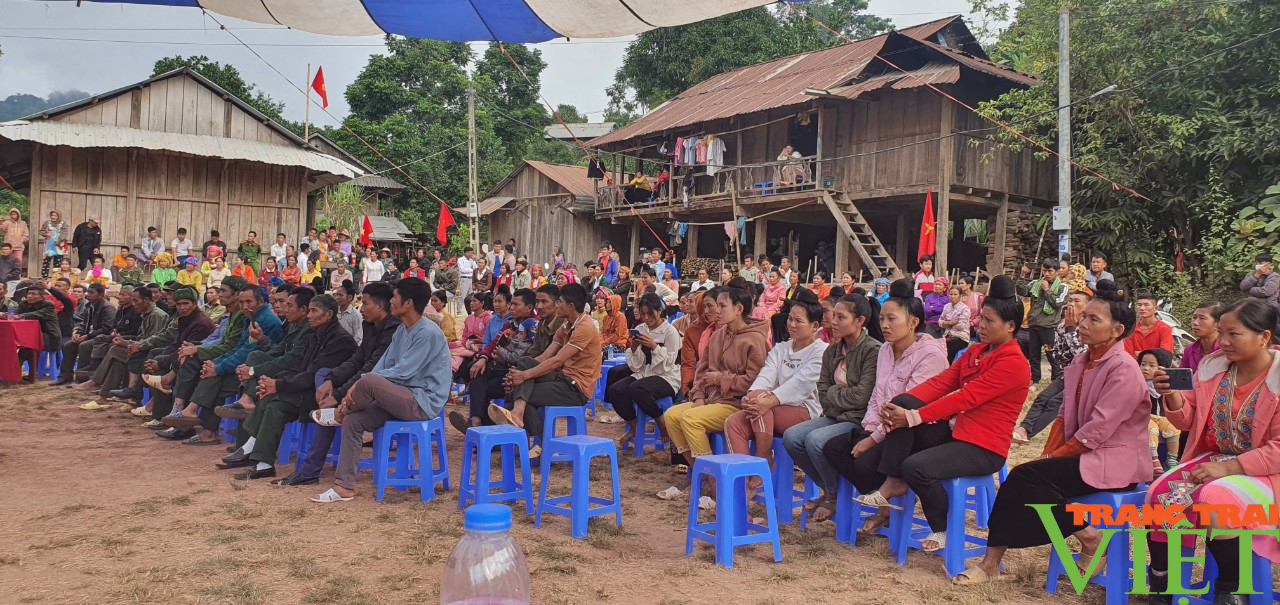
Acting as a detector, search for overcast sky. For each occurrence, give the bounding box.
[0,0,975,127]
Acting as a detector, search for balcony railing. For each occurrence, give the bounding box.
[595,155,834,215]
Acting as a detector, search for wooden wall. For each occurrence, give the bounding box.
[27,143,306,274]
[488,166,627,268]
[54,75,295,147]
[952,105,1055,202]
[824,90,945,192]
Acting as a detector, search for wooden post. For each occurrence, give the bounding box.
[835,236,850,280]
[686,224,700,259]
[895,213,908,270]
[753,217,768,262]
[936,104,955,275]
[989,193,1010,277]
[628,219,640,267]
[26,143,43,278]
[304,63,311,140]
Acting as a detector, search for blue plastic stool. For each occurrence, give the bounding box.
[745,437,817,526]
[459,425,534,514]
[686,454,782,568]
[1178,542,1275,605]
[218,417,238,443]
[535,435,622,538]
[276,420,306,464]
[753,182,777,196]
[633,396,674,458]
[37,350,61,381]
[833,478,889,544]
[708,431,727,456]
[538,406,588,452]
[372,416,450,503]
[1045,485,1149,605]
[888,475,997,577]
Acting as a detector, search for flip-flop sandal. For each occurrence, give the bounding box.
[141,420,165,429]
[811,497,838,523]
[1076,551,1106,578]
[858,512,891,534]
[853,491,904,511]
[656,486,684,500]
[954,566,1005,585]
[310,408,341,427]
[487,402,516,426]
[142,374,172,395]
[921,531,947,552]
[162,414,202,429]
[79,401,109,411]
[803,498,821,512]
[115,403,135,413]
[131,406,153,417]
[311,488,354,503]
[182,434,221,446]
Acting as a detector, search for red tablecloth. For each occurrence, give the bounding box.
[0,320,43,384]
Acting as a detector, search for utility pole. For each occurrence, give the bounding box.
[466,87,479,251]
[1055,5,1072,260]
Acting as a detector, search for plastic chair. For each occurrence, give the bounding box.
[833,478,889,544]
[459,425,534,514]
[371,416,450,503]
[686,454,782,568]
[887,475,998,577]
[37,350,61,381]
[753,182,777,196]
[1045,485,1150,605]
[632,396,674,457]
[535,435,622,538]
[537,406,588,453]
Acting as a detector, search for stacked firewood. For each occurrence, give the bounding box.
[680,257,727,278]
[986,206,1056,275]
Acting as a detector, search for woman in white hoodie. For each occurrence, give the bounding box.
[822,278,949,533]
[725,296,828,495]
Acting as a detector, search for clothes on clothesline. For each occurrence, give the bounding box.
[737,216,747,245]
[682,137,698,166]
[706,136,727,176]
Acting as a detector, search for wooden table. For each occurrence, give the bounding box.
[0,319,42,384]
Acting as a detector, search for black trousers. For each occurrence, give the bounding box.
[1026,326,1059,382]
[1020,377,1065,437]
[604,365,675,423]
[945,337,969,362]
[987,456,1132,548]
[60,337,93,377]
[466,364,509,424]
[821,424,872,488]
[851,399,1005,532]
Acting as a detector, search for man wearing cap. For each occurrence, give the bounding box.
[162,277,282,443]
[1241,252,1280,306]
[236,231,261,269]
[113,286,215,410]
[220,293,356,478]
[71,218,101,270]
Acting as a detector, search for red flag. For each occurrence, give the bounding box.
[311,67,328,109]
[359,214,373,247]
[436,202,455,246]
[918,188,937,260]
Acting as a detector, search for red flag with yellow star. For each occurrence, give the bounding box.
[311,66,328,109]
[918,188,936,260]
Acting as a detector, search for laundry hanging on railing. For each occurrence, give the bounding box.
[682,137,699,166]
[706,135,727,176]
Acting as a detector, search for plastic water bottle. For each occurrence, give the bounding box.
[440,504,530,605]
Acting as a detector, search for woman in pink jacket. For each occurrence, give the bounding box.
[953,280,1150,584]
[751,268,786,319]
[1144,297,1280,604]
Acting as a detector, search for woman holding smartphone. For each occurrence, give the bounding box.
[1143,298,1280,604]
[606,293,681,449]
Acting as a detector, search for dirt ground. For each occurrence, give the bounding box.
[0,381,1116,605]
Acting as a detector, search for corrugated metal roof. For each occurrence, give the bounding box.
[467,196,517,216]
[0,120,361,178]
[367,215,414,242]
[523,161,597,199]
[351,174,405,190]
[587,17,1035,148]
[543,122,616,140]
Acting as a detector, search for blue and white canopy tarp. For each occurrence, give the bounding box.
[84,0,780,42]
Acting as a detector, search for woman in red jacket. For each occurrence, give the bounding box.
[853,275,1031,553]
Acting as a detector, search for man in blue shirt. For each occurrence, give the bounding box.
[312,277,451,503]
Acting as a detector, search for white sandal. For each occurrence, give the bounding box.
[310,408,341,427]
[853,491,904,510]
[310,488,354,503]
[656,486,684,500]
[921,531,946,552]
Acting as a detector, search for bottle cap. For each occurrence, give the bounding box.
[463,503,512,532]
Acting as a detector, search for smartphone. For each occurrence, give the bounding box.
[1164,367,1194,391]
[628,328,640,338]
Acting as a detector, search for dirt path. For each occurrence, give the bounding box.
[0,382,1098,604]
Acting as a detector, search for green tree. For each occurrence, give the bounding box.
[608,0,890,111]
[976,0,1280,289]
[334,37,510,239]
[473,43,550,162]
[151,55,295,131]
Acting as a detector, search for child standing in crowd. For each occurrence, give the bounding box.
[1139,347,1180,472]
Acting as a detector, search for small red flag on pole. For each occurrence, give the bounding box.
[311,66,329,109]
[359,214,373,247]
[436,202,455,246]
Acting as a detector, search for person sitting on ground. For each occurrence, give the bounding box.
[725,295,828,505]
[13,284,61,382]
[213,286,313,421]
[220,292,356,479]
[663,284,769,482]
[76,286,167,398]
[201,287,225,324]
[451,288,538,434]
[51,282,116,386]
[312,278,452,503]
[1124,291,1175,359]
[487,284,602,457]
[276,282,399,486]
[782,290,882,521]
[952,279,1148,585]
[1012,289,1091,444]
[607,293,682,449]
[822,278,948,534]
[852,275,1030,553]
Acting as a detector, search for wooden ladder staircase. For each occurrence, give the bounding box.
[820,191,904,279]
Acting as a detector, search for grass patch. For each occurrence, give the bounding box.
[59,503,100,515]
[0,554,20,565]
[194,556,239,571]
[169,495,191,506]
[533,544,583,563]
[375,511,396,524]
[378,572,420,591]
[284,555,321,580]
[195,578,266,604]
[302,575,372,605]
[765,569,799,583]
[534,563,579,576]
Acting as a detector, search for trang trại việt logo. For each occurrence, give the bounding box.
[1032,503,1280,597]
